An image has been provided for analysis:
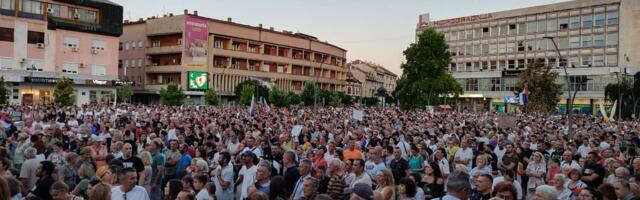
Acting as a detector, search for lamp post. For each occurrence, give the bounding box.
[314,54,325,111]
[544,36,573,138]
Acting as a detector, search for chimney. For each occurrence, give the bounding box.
[227,17,232,22]
[169,13,173,17]
[194,10,198,16]
[183,9,188,15]
[258,24,262,28]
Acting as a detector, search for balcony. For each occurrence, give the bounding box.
[146,45,182,55]
[145,64,182,73]
[210,47,346,72]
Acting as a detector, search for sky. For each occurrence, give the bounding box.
[111,0,570,76]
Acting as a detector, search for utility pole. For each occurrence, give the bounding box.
[545,37,573,138]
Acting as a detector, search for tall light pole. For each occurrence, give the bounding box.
[544,36,573,138]
[314,54,325,111]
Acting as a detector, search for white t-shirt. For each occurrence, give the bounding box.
[195,189,209,200]
[455,147,474,169]
[239,165,257,200]
[111,186,150,200]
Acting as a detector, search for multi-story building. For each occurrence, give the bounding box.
[120,10,348,104]
[417,0,640,113]
[0,0,123,105]
[348,60,397,98]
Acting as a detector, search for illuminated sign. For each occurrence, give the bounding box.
[431,13,494,26]
[188,71,208,90]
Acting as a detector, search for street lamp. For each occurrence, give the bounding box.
[28,64,37,97]
[314,54,325,111]
[544,36,573,138]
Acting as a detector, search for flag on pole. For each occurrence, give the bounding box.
[248,95,255,115]
[519,83,529,105]
[262,97,270,113]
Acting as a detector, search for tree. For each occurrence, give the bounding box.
[269,86,289,107]
[239,84,255,106]
[516,61,562,113]
[286,91,300,105]
[234,80,269,101]
[605,74,635,119]
[159,84,185,106]
[329,91,343,107]
[117,83,133,103]
[204,89,220,106]
[53,77,75,106]
[0,76,8,105]
[395,27,463,110]
[300,81,320,106]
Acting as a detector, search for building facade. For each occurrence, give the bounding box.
[120,10,348,104]
[417,0,640,113]
[0,0,123,105]
[348,60,397,98]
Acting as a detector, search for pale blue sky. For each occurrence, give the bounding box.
[111,0,569,76]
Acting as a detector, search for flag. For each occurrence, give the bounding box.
[248,95,255,115]
[262,97,270,113]
[0,112,13,130]
[519,83,529,105]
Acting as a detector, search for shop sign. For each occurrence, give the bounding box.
[432,13,494,26]
[188,71,208,90]
[24,77,58,84]
[115,80,135,86]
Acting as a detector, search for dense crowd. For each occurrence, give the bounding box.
[0,103,640,200]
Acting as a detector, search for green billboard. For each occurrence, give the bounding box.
[188,71,208,90]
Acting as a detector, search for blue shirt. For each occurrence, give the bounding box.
[175,153,191,178]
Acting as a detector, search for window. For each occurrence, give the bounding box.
[606,32,618,46]
[92,64,106,76]
[570,76,588,91]
[490,26,498,37]
[482,44,489,55]
[593,34,605,47]
[0,27,13,42]
[526,40,535,51]
[593,55,604,66]
[465,46,472,56]
[124,42,130,50]
[582,56,592,67]
[118,42,123,50]
[607,54,618,66]
[569,36,580,48]
[570,57,580,67]
[537,39,547,51]
[499,60,506,69]
[508,60,515,69]
[582,35,592,48]
[91,40,105,51]
[76,8,97,23]
[582,14,593,28]
[548,58,557,68]
[474,28,482,39]
[509,24,517,35]
[62,36,78,48]
[0,0,13,10]
[152,41,160,47]
[62,63,78,74]
[507,42,515,53]
[20,0,43,14]
[570,16,580,29]
[47,4,61,17]
[547,18,557,32]
[607,11,619,25]
[138,41,143,48]
[537,20,547,32]
[489,44,497,54]
[558,17,569,30]
[558,37,569,49]
[517,59,525,69]
[490,61,497,70]
[465,78,478,91]
[527,21,537,33]
[498,43,506,54]
[474,45,481,55]
[466,30,473,40]
[12,89,18,99]
[594,13,605,26]
[517,22,526,35]
[27,31,44,44]
[499,25,508,36]
[138,59,144,67]
[517,41,525,52]
[124,60,129,67]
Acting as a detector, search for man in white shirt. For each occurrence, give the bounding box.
[396,135,411,160]
[348,159,372,188]
[454,139,474,170]
[492,171,523,200]
[578,138,591,158]
[237,151,258,200]
[111,167,150,200]
[560,150,581,170]
[213,152,234,200]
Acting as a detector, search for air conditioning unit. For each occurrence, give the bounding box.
[47,8,54,14]
[73,13,80,19]
[91,49,99,54]
[79,63,85,68]
[36,43,45,48]
[19,58,25,63]
[72,47,79,52]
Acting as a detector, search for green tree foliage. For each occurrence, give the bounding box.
[329,92,342,107]
[269,87,289,107]
[517,61,561,113]
[286,91,300,105]
[604,72,640,119]
[300,81,320,106]
[234,80,269,101]
[239,84,255,106]
[117,83,133,103]
[159,84,185,106]
[204,89,220,106]
[0,77,8,105]
[394,27,463,110]
[53,77,75,106]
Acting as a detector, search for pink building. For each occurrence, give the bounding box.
[0,0,123,105]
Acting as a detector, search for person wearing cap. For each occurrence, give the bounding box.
[26,160,56,200]
[237,150,258,200]
[350,182,374,200]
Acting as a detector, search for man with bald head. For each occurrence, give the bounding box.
[118,143,145,177]
[560,150,580,170]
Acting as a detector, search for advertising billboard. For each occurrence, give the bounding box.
[184,16,208,67]
[188,71,208,90]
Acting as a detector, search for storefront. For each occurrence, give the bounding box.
[6,77,124,106]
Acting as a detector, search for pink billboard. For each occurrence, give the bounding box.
[184,16,208,67]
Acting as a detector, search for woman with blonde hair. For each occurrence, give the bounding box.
[526,152,547,200]
[374,169,396,200]
[138,151,153,193]
[88,183,111,200]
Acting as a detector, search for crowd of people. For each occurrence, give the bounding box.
[0,103,639,200]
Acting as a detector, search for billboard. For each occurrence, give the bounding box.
[184,16,208,67]
[188,71,208,90]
